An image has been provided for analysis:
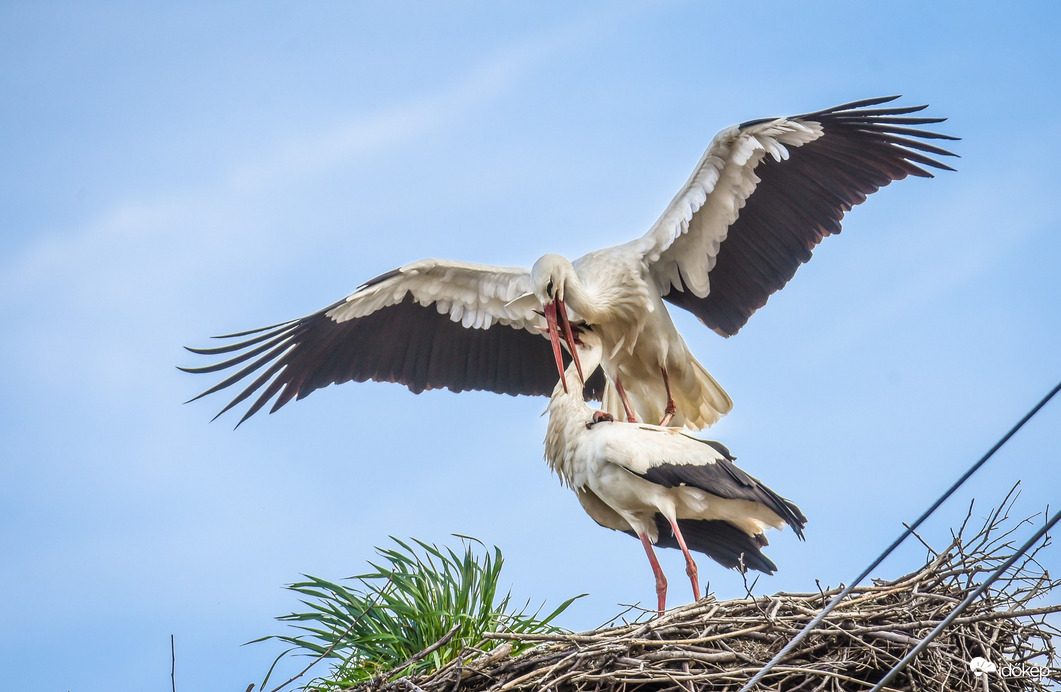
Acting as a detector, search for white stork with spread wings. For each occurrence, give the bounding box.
[183,96,957,427]
[544,327,806,614]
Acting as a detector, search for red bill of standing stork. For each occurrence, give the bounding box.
[182,96,956,428]
[544,326,807,615]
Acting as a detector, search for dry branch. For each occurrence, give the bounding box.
[350,498,1060,692]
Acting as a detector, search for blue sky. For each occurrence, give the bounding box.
[2,3,1060,690]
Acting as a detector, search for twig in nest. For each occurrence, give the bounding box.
[348,496,1061,692]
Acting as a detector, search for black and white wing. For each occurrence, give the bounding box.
[636,432,807,538]
[577,486,782,573]
[628,96,959,336]
[603,425,807,537]
[182,259,603,426]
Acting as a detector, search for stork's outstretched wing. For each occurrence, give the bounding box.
[182,259,604,426]
[630,96,958,336]
[184,97,956,426]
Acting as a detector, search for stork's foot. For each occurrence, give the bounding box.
[587,410,615,428]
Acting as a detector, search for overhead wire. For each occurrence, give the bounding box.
[868,506,1061,691]
[738,378,1061,691]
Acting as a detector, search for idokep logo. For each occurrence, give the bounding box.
[969,655,1049,688]
[969,656,995,690]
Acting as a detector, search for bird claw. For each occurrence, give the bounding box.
[587,410,615,428]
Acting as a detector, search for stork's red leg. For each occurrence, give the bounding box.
[638,532,668,616]
[614,376,638,423]
[658,366,677,427]
[668,519,701,602]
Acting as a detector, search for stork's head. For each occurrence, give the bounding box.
[530,254,575,303]
[530,254,583,393]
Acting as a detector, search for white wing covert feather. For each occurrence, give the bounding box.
[327,259,538,332]
[629,119,822,299]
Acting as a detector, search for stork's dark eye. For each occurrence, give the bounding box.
[546,280,554,298]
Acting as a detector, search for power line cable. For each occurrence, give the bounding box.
[738,378,1061,692]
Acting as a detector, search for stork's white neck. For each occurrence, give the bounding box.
[559,272,605,323]
[543,342,603,487]
[563,253,653,331]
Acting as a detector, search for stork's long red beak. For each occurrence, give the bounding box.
[544,301,567,393]
[544,298,584,393]
[558,298,584,384]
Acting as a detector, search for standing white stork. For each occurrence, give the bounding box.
[183,96,957,428]
[545,326,806,615]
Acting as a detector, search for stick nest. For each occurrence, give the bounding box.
[352,496,1061,692]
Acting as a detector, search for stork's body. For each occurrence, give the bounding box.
[183,97,956,428]
[532,249,730,428]
[545,330,806,614]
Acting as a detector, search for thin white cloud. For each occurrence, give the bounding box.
[224,11,619,194]
[1,8,619,299]
[0,8,631,407]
